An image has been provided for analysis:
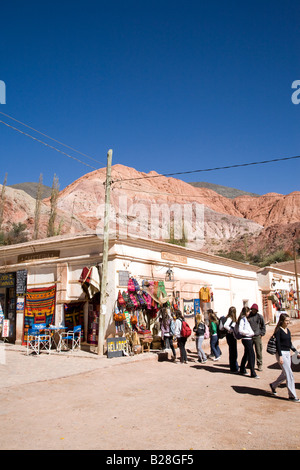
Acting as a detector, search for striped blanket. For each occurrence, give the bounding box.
[23,285,56,344]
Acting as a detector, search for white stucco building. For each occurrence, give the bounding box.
[0,233,262,349]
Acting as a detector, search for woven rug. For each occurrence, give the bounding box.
[23,285,56,344]
[64,302,84,335]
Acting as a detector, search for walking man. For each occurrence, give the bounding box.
[248,303,266,371]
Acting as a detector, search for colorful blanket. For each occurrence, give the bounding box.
[23,285,56,344]
[64,302,84,335]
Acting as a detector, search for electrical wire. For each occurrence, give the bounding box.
[0,119,98,171]
[0,110,105,166]
[112,155,300,184]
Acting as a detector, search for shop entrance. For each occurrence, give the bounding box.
[0,273,16,343]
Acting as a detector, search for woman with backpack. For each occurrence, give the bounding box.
[174,310,188,364]
[237,306,259,379]
[208,310,222,361]
[224,306,239,373]
[160,308,176,362]
[193,313,207,363]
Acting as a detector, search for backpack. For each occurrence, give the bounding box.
[233,322,243,340]
[217,316,227,339]
[181,320,192,338]
[193,321,206,336]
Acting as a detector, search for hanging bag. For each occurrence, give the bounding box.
[128,278,135,293]
[113,304,125,322]
[117,290,126,307]
[266,335,277,355]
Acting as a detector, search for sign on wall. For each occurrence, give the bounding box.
[2,319,10,337]
[0,273,15,288]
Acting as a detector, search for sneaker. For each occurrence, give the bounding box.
[202,359,207,363]
[289,397,300,402]
[252,375,260,379]
[269,384,277,395]
[213,356,220,361]
[240,371,249,376]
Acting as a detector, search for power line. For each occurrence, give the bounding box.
[112,181,300,199]
[0,119,98,171]
[112,155,300,184]
[0,111,105,166]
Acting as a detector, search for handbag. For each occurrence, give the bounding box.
[204,324,210,339]
[130,314,138,325]
[117,290,126,306]
[266,335,277,355]
[128,278,136,293]
[113,305,125,322]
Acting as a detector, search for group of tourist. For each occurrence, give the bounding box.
[160,305,300,403]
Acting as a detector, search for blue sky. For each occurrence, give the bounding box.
[1,0,300,195]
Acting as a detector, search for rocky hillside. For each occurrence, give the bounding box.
[0,164,299,260]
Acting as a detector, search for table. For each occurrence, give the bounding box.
[45,326,67,352]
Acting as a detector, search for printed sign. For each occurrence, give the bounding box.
[16,270,27,295]
[0,273,15,288]
[107,337,127,358]
[2,319,10,337]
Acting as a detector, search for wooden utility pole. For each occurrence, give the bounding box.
[293,243,300,318]
[97,149,113,355]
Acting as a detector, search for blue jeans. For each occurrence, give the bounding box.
[196,335,207,361]
[210,334,221,358]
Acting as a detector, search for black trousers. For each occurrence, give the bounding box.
[240,338,256,377]
[177,337,187,362]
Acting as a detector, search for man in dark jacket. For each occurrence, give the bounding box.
[248,303,266,371]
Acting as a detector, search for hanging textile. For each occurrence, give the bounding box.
[23,285,56,344]
[199,287,211,302]
[79,266,100,299]
[64,302,84,336]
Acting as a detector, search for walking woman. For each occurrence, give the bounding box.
[270,313,300,402]
[237,307,259,378]
[161,308,176,362]
[193,313,207,363]
[208,310,221,361]
[174,310,188,364]
[224,306,239,373]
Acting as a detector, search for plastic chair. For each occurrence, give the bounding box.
[60,325,81,352]
[26,323,51,355]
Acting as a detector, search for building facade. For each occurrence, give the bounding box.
[0,233,262,349]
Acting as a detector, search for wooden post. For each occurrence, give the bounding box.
[97,149,113,355]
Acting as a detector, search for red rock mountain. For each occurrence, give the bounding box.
[1,164,299,257]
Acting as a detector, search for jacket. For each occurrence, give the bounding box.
[239,317,254,339]
[248,313,266,337]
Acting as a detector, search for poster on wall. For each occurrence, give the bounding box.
[183,299,195,317]
[16,297,25,311]
[194,299,201,316]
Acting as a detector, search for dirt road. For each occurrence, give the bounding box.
[1,321,299,450]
